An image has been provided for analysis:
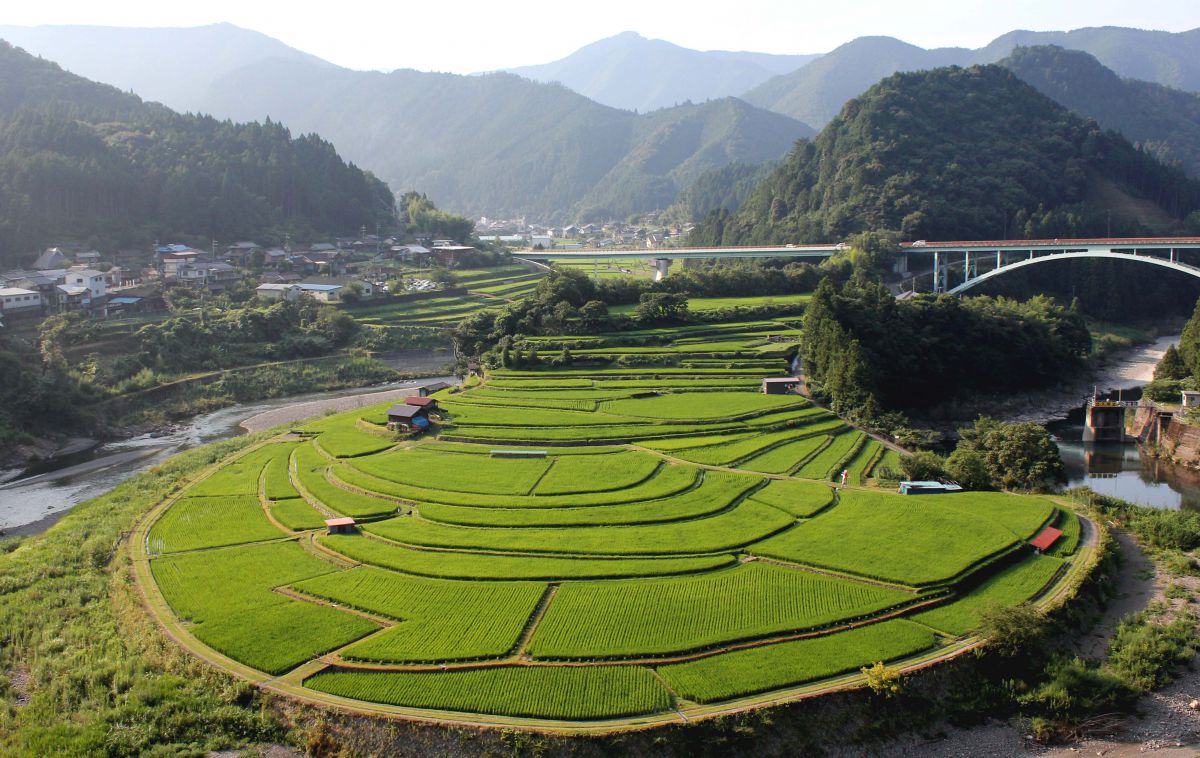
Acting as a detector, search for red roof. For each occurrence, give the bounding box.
[405,396,438,406]
[1029,526,1063,551]
[324,517,356,527]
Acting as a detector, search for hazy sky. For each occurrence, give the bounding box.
[2,0,1197,73]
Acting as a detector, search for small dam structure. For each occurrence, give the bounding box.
[1083,396,1135,442]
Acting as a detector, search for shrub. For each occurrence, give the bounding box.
[899,451,945,481]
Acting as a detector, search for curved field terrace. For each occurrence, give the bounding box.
[133,325,1092,730]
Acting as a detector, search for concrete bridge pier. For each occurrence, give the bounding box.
[653,258,671,281]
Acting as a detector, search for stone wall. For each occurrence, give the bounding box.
[1129,403,1200,468]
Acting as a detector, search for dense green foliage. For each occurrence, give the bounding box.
[800,278,1090,420]
[699,65,1200,246]
[0,40,393,264]
[1003,45,1200,178]
[665,160,780,222]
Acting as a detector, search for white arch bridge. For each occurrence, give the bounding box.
[898,238,1200,295]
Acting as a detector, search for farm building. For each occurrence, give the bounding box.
[1029,526,1063,552]
[898,481,964,495]
[416,381,451,397]
[762,377,801,395]
[404,396,443,418]
[387,404,430,431]
[324,517,357,534]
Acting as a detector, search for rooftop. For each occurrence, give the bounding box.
[324,517,356,528]
[387,404,426,418]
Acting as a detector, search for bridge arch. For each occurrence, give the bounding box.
[945,250,1200,295]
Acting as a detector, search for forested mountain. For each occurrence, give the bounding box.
[195,59,812,222]
[665,161,779,222]
[1001,45,1200,177]
[743,27,1200,128]
[0,23,333,113]
[743,37,971,128]
[504,31,820,113]
[0,41,393,266]
[696,65,1200,246]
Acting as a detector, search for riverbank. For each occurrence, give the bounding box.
[911,334,1177,433]
[239,378,456,433]
[0,375,454,537]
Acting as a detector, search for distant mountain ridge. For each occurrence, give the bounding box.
[503,31,821,113]
[1001,45,1200,178]
[0,23,333,113]
[195,57,813,221]
[743,26,1200,127]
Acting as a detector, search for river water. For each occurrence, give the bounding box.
[0,378,446,536]
[1047,335,1200,511]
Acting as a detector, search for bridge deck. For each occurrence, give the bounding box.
[519,244,845,261]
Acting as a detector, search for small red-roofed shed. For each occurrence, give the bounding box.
[325,517,357,534]
[1029,526,1063,552]
[405,396,438,408]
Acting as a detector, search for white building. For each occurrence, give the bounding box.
[255,283,302,302]
[530,235,554,250]
[64,268,107,299]
[0,287,42,313]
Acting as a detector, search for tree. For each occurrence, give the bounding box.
[1155,343,1190,381]
[899,451,945,481]
[634,292,689,323]
[339,282,364,305]
[578,300,610,329]
[430,268,457,288]
[862,661,904,697]
[944,447,992,490]
[957,417,1066,491]
[977,602,1046,657]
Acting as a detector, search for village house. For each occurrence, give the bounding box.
[298,277,374,302]
[404,395,443,420]
[32,248,69,270]
[255,283,302,302]
[0,287,43,316]
[386,403,431,432]
[171,261,239,291]
[259,271,302,285]
[64,268,107,300]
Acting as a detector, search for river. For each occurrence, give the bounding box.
[1047,335,1200,511]
[0,378,452,536]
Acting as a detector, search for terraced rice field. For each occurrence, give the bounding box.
[140,322,1090,726]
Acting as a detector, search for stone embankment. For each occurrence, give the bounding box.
[1128,402,1200,468]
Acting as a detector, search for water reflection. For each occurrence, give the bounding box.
[1055,438,1200,511]
[1050,398,1200,511]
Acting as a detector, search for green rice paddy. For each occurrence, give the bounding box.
[142,317,1088,724]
